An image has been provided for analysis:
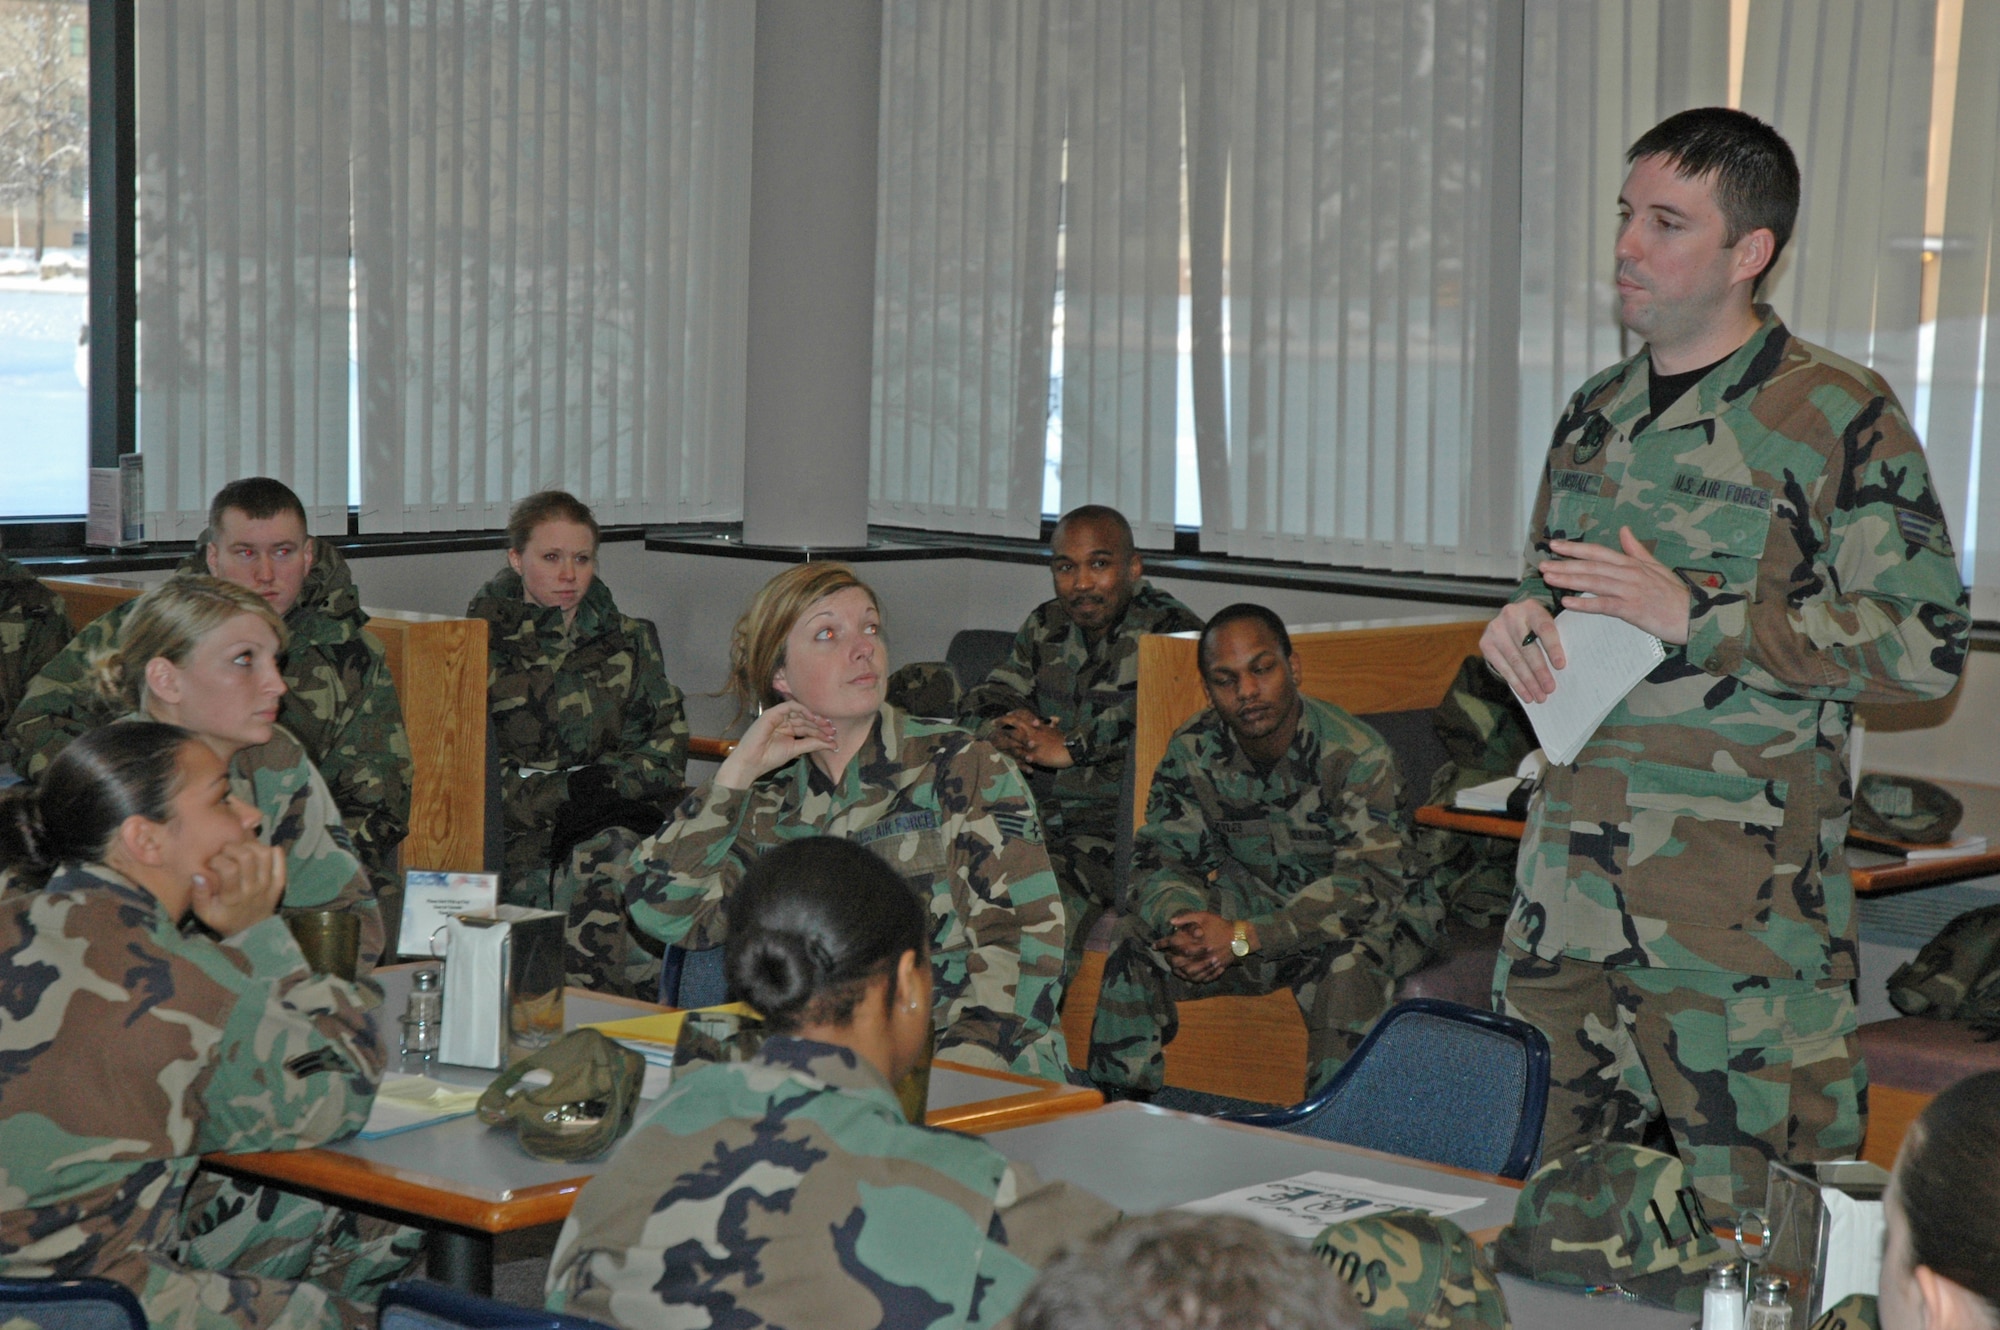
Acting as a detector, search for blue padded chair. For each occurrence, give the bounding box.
[0,1277,146,1330]
[1222,997,1550,1180]
[656,943,729,1008]
[379,1279,616,1330]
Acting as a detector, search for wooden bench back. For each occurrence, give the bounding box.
[41,575,488,873]
[1133,615,1490,826]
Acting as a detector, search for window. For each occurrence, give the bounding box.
[0,0,90,519]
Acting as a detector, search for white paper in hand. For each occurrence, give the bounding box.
[1520,609,1665,765]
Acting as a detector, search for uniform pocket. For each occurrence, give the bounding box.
[861,827,950,884]
[1617,761,1789,931]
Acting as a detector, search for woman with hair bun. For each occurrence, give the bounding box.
[1880,1069,2000,1330]
[26,574,386,967]
[589,560,1071,1078]
[547,836,1117,1330]
[0,722,418,1329]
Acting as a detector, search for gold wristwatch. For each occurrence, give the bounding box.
[1229,920,1250,957]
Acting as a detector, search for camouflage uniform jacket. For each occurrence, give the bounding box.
[467,569,689,882]
[1508,310,1971,982]
[545,1036,1118,1329]
[0,553,68,740]
[959,581,1203,834]
[3,542,413,884]
[1133,696,1423,960]
[222,720,387,970]
[0,862,384,1312]
[626,705,1071,1079]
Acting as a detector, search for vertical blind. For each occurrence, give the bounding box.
[870,0,1061,540]
[350,0,752,533]
[1206,0,1504,575]
[1739,0,1932,417]
[1931,0,1999,613]
[1516,0,1731,523]
[136,0,353,540]
[1048,0,1188,551]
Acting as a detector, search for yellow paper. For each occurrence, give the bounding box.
[585,1002,760,1047]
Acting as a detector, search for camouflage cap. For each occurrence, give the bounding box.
[1488,1143,1725,1313]
[1852,773,1963,844]
[1312,1210,1510,1330]
[1808,1294,1879,1330]
[884,660,963,720]
[477,1027,647,1162]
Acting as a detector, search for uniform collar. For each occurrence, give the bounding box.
[43,860,170,920]
[1617,306,1790,435]
[757,1034,903,1106]
[798,705,894,798]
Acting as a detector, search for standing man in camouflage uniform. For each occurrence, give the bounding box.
[0,550,67,738]
[4,479,413,904]
[1089,604,1431,1099]
[960,505,1203,975]
[1481,109,1971,1215]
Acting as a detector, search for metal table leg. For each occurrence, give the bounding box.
[426,1227,495,1296]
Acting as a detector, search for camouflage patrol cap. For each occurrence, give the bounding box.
[1852,774,1962,844]
[884,661,963,719]
[1488,1143,1725,1313]
[1313,1211,1510,1329]
[1808,1294,1879,1330]
[477,1027,646,1162]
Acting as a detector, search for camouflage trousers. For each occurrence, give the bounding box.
[1495,941,1866,1217]
[140,1170,425,1330]
[1047,826,1119,989]
[1087,913,1395,1095]
[555,826,665,999]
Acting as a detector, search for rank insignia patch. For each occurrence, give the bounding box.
[1895,508,1953,558]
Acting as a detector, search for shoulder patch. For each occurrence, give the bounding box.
[991,809,1040,844]
[1895,508,1954,558]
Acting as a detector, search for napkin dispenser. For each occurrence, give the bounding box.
[1756,1159,1889,1323]
[437,906,566,1069]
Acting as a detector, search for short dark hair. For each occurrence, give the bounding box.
[1898,1070,2000,1315]
[208,477,308,535]
[0,721,197,876]
[506,490,601,553]
[1197,602,1292,672]
[1053,505,1136,559]
[1627,107,1800,293]
[724,837,929,1033]
[1017,1212,1364,1330]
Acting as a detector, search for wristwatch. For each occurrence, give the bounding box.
[1229,921,1250,958]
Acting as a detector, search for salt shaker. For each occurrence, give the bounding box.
[1744,1275,1791,1330]
[1701,1262,1745,1330]
[401,967,443,1062]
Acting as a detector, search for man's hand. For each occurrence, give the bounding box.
[1481,599,1563,704]
[1155,911,1254,985]
[716,702,836,790]
[191,841,288,938]
[992,710,1074,769]
[1542,527,1692,644]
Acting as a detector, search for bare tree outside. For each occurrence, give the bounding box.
[0,0,86,260]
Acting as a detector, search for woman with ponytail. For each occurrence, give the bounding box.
[5,575,384,968]
[547,836,1117,1330]
[0,723,419,1329]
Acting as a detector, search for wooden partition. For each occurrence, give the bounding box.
[41,575,487,873]
[1060,614,1489,1103]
